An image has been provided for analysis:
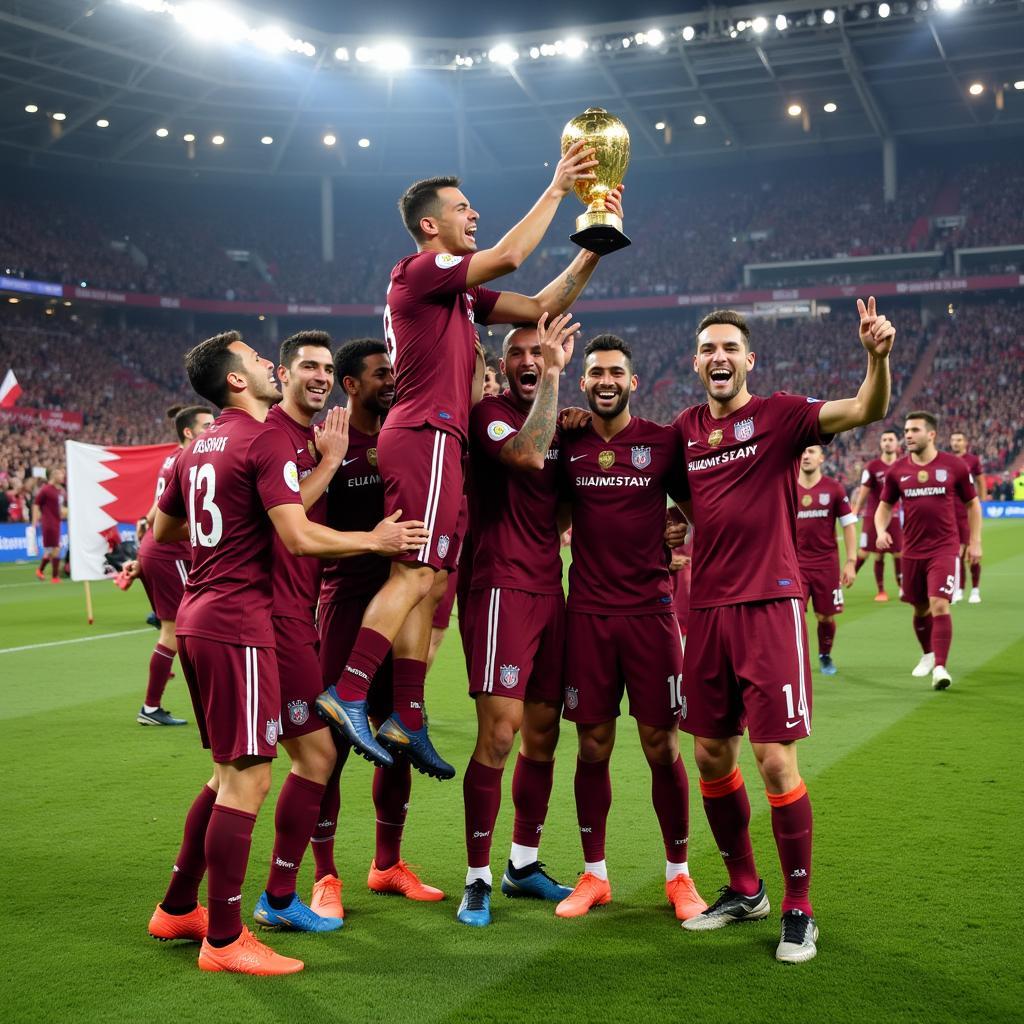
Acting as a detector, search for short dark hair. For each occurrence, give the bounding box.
[280,330,333,370]
[184,331,242,408]
[584,334,633,369]
[334,338,388,382]
[399,176,460,242]
[173,405,212,443]
[880,428,900,439]
[950,430,966,439]
[906,410,938,431]
[696,309,751,348]
[165,405,183,420]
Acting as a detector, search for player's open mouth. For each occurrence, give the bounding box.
[380,389,395,402]
[518,370,538,389]
[709,368,732,383]
[307,387,327,397]
[596,387,619,401]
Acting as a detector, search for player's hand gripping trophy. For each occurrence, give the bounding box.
[560,107,631,254]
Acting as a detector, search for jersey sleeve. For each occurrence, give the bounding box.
[158,462,187,519]
[772,392,834,452]
[471,285,501,325]
[880,468,900,505]
[954,461,978,505]
[835,485,857,526]
[470,398,520,463]
[248,429,305,513]
[860,467,871,485]
[402,251,473,299]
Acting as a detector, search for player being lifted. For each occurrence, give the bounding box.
[875,412,981,690]
[795,445,859,675]
[851,429,903,601]
[316,145,623,779]
[456,315,578,927]
[949,430,988,603]
[675,299,894,963]
[147,331,426,976]
[555,335,706,924]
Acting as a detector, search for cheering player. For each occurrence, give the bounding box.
[32,469,64,582]
[147,331,427,976]
[676,300,894,963]
[456,316,578,927]
[876,412,980,690]
[795,445,858,675]
[556,335,706,924]
[317,144,623,779]
[949,430,988,603]
[851,429,903,601]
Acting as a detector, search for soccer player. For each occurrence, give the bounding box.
[32,469,64,582]
[316,145,623,779]
[456,315,578,927]
[949,430,988,603]
[136,405,214,726]
[316,338,445,905]
[875,412,981,690]
[675,300,894,963]
[851,429,903,601]
[795,445,859,675]
[555,334,706,924]
[147,330,427,975]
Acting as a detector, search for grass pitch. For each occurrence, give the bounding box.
[3,522,1022,1024]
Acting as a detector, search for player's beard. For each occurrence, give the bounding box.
[701,365,745,403]
[586,385,630,421]
[250,370,283,406]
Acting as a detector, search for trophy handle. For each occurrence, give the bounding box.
[570,210,632,256]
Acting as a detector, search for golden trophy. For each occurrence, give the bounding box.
[561,107,631,255]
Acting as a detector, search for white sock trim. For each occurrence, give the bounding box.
[666,861,690,881]
[466,866,492,886]
[509,843,539,870]
[584,860,608,881]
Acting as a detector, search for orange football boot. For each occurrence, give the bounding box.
[367,860,444,901]
[666,874,708,921]
[198,926,304,975]
[555,873,612,918]
[148,903,208,942]
[310,874,344,919]
[874,591,889,602]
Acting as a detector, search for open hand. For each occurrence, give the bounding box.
[551,140,599,198]
[371,509,430,555]
[315,406,350,466]
[537,311,581,374]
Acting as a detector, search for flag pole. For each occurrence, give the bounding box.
[84,580,94,625]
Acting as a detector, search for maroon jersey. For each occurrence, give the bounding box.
[674,392,832,609]
[880,452,976,558]
[159,407,303,647]
[382,251,500,444]
[795,475,857,566]
[266,404,325,622]
[467,392,562,595]
[562,417,685,616]
[954,452,984,525]
[34,483,62,529]
[319,425,389,602]
[859,457,899,516]
[139,450,190,561]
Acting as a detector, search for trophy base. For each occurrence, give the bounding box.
[570,211,631,256]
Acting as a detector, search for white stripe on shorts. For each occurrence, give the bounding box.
[175,559,188,586]
[245,646,254,756]
[417,431,446,563]
[251,647,261,754]
[483,587,501,693]
[789,599,811,735]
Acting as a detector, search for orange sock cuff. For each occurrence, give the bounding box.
[766,780,807,808]
[699,766,744,799]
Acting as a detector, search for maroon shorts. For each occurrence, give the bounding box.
[900,553,959,606]
[139,552,188,621]
[861,515,903,554]
[378,425,463,571]
[464,588,564,704]
[563,611,683,729]
[41,524,61,550]
[178,635,280,763]
[799,559,844,616]
[317,596,394,722]
[681,599,812,743]
[433,567,459,630]
[273,615,328,739]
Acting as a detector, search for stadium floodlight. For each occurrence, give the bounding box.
[355,46,373,62]
[564,37,588,58]
[358,137,371,148]
[737,20,748,31]
[334,46,350,61]
[787,103,803,116]
[751,16,769,33]
[323,133,337,146]
[968,82,984,95]
[693,114,708,125]
[155,127,169,137]
[175,3,247,44]
[645,28,665,46]
[529,46,541,58]
[260,135,273,144]
[1015,80,1024,91]
[251,25,290,53]
[488,43,518,65]
[52,112,67,121]
[776,14,789,30]
[878,3,891,16]
[183,132,196,141]
[621,36,632,47]
[539,43,556,56]
[823,101,838,112]
[96,118,110,127]
[211,134,225,145]
[682,26,696,41]
[374,42,412,70]
[24,104,38,113]
[823,8,837,24]
[655,120,666,130]
[935,0,962,9]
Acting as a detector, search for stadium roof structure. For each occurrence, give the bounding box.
[1,0,1023,181]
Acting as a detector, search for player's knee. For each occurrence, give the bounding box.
[641,733,678,766]
[755,748,798,791]
[577,728,613,763]
[482,716,518,763]
[693,738,733,779]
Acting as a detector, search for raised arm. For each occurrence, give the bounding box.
[299,407,348,512]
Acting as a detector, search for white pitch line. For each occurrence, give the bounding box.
[0,628,150,655]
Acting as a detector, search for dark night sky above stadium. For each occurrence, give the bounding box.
[245,0,705,36]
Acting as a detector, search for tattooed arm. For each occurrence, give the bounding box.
[489,249,600,325]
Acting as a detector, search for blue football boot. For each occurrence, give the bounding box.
[377,711,455,780]
[315,687,393,768]
[253,891,343,932]
[500,861,573,902]
[819,654,838,676]
[456,880,492,927]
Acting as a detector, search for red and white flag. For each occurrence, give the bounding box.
[0,369,22,408]
[65,439,177,581]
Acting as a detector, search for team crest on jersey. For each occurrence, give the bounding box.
[488,420,515,442]
[598,450,615,470]
[437,534,450,559]
[283,461,300,492]
[265,719,279,745]
[936,469,948,482]
[565,686,579,710]
[287,700,309,726]
[499,665,520,689]
[819,492,830,505]
[801,494,812,508]
[708,429,723,447]
[734,417,755,442]
[631,445,652,470]
[435,253,463,269]
[367,447,378,467]
[917,470,928,483]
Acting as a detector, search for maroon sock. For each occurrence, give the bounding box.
[51,557,60,579]
[817,620,836,657]
[768,782,814,916]
[392,658,426,731]
[144,643,176,708]
[971,562,981,588]
[854,555,866,575]
[311,746,349,881]
[574,758,612,863]
[373,759,412,870]
[932,612,953,667]
[266,774,325,898]
[873,558,885,592]
[161,784,217,910]
[205,804,257,943]
[511,754,554,848]
[336,627,391,701]
[38,556,49,574]
[463,758,503,869]
[700,768,760,896]
[913,614,933,654]
[650,757,690,863]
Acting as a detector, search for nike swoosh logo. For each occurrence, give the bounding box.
[570,455,587,462]
[688,440,700,447]
[342,458,359,466]
[785,720,803,729]
[900,475,911,481]
[296,448,305,455]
